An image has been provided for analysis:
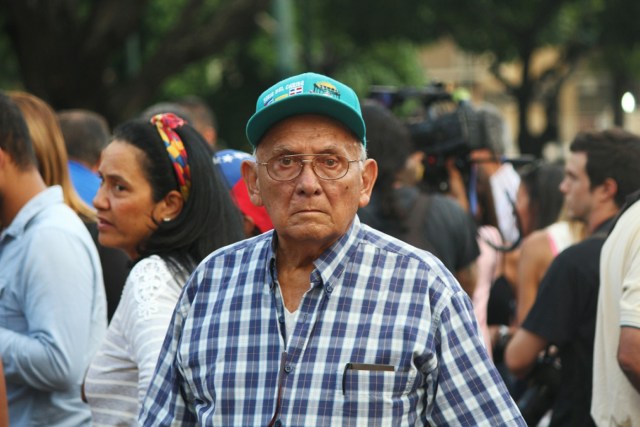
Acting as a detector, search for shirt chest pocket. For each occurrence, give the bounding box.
[340,368,423,421]
[342,368,421,398]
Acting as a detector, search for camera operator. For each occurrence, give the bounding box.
[406,88,527,373]
[444,92,521,246]
[358,100,480,298]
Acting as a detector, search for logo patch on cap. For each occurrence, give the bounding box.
[263,92,274,106]
[286,80,304,91]
[289,86,303,96]
[313,81,341,99]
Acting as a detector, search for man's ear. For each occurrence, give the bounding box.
[598,177,618,204]
[0,147,12,175]
[241,160,264,207]
[0,147,10,167]
[156,190,184,222]
[358,158,378,208]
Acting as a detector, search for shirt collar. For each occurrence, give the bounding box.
[267,216,364,292]
[312,216,362,286]
[1,186,64,240]
[593,216,616,236]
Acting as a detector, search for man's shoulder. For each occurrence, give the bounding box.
[29,203,90,239]
[539,235,603,293]
[353,225,466,315]
[5,188,78,235]
[180,234,272,304]
[358,223,451,274]
[11,203,99,273]
[198,232,272,272]
[557,233,606,260]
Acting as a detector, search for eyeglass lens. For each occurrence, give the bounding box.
[267,155,350,181]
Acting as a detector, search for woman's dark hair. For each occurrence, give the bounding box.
[474,166,499,229]
[111,118,245,271]
[518,160,565,232]
[361,100,412,225]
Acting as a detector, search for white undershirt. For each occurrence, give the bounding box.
[283,305,298,341]
[277,284,299,344]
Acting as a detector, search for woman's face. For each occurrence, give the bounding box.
[93,140,160,259]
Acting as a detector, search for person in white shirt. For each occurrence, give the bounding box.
[83,113,244,426]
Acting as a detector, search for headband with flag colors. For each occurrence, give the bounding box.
[151,113,191,201]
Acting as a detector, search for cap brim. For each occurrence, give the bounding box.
[246,94,365,147]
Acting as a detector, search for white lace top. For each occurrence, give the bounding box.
[84,255,189,426]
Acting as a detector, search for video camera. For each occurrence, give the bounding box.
[368,83,491,193]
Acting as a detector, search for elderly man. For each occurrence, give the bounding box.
[141,72,524,425]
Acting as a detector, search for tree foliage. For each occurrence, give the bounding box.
[0,0,270,126]
[3,0,640,153]
[0,0,433,148]
[430,0,602,155]
[296,0,438,70]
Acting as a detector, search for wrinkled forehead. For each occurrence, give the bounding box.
[257,114,360,156]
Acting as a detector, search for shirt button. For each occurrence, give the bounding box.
[325,285,333,294]
[284,364,293,373]
[274,420,282,427]
[279,316,284,324]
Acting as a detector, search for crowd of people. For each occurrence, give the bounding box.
[0,71,639,426]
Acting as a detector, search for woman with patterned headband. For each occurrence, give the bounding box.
[83,113,245,425]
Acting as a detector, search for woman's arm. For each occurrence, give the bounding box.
[515,231,553,325]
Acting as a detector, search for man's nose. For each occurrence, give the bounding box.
[295,159,321,191]
[559,179,568,194]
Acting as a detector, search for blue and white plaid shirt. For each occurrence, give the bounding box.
[140,217,524,426]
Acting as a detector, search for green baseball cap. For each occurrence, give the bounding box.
[246,72,366,147]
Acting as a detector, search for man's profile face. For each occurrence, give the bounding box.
[244,114,376,252]
[559,151,592,222]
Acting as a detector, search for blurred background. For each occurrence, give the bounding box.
[1,0,639,156]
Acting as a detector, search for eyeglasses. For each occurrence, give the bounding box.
[257,154,361,181]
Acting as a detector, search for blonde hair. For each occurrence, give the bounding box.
[9,91,96,222]
[556,202,588,243]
